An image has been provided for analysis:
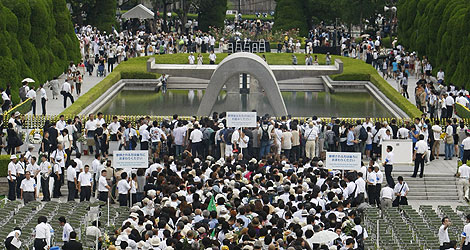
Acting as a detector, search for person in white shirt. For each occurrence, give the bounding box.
[97,169,111,202]
[457,164,470,201]
[85,114,98,154]
[432,121,443,159]
[380,185,394,209]
[438,217,451,248]
[107,116,120,141]
[150,122,167,159]
[445,120,454,160]
[78,165,93,201]
[304,122,318,159]
[7,155,18,201]
[412,134,427,178]
[383,145,395,188]
[209,51,216,64]
[39,83,47,115]
[61,80,74,108]
[354,172,366,205]
[366,166,377,206]
[280,126,292,160]
[461,214,470,249]
[58,216,74,243]
[26,86,37,115]
[39,155,51,201]
[66,161,77,201]
[457,92,470,108]
[20,171,36,204]
[140,127,150,151]
[238,130,249,157]
[52,156,63,198]
[437,69,445,82]
[188,53,195,64]
[34,216,51,250]
[393,176,409,206]
[56,115,66,131]
[189,125,203,157]
[374,165,383,205]
[397,125,409,139]
[117,172,131,207]
[445,93,455,118]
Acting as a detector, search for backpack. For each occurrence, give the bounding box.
[359,126,368,141]
[260,126,269,141]
[19,86,27,101]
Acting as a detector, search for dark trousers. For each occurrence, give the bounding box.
[16,174,24,199]
[98,191,108,202]
[463,150,470,165]
[67,181,76,201]
[446,105,453,118]
[31,99,36,115]
[375,184,382,206]
[41,98,46,115]
[367,185,377,205]
[63,92,74,108]
[53,175,61,198]
[80,186,91,201]
[402,85,409,98]
[119,193,128,206]
[8,179,16,201]
[141,141,149,150]
[413,153,425,177]
[41,177,50,201]
[34,239,47,250]
[191,142,202,157]
[23,191,34,204]
[384,164,395,188]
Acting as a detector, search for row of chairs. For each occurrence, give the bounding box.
[227,41,267,54]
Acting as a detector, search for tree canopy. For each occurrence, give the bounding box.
[397,0,470,88]
[0,0,80,104]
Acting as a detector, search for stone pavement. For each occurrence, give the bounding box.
[27,63,115,115]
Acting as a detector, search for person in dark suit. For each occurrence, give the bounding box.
[62,231,83,250]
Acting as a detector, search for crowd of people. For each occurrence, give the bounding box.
[6,111,441,250]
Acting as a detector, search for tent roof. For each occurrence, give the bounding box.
[122,4,154,19]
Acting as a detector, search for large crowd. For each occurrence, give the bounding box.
[6,108,470,250]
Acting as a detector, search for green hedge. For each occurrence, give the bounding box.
[0,155,10,177]
[120,71,159,79]
[397,0,470,88]
[3,98,32,120]
[0,0,79,105]
[456,103,470,119]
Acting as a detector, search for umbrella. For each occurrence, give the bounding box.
[311,230,340,244]
[360,34,371,38]
[22,78,35,83]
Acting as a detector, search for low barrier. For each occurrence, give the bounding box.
[18,114,468,130]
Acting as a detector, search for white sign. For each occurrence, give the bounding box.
[381,140,413,165]
[226,112,257,128]
[113,150,149,168]
[325,152,362,170]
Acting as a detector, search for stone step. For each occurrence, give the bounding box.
[410,188,458,192]
[407,191,458,196]
[404,180,457,185]
[407,196,460,201]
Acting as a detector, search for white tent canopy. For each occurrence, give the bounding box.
[122,4,154,19]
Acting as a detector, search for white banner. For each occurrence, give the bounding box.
[113,150,149,168]
[226,112,257,128]
[325,152,362,170]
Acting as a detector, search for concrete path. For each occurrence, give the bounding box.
[28,63,115,115]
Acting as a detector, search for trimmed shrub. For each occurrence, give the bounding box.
[0,155,11,177]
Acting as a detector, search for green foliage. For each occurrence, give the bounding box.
[3,99,32,123]
[0,155,11,177]
[198,0,227,32]
[68,0,117,32]
[273,0,308,36]
[398,0,470,89]
[120,71,159,79]
[456,103,470,119]
[0,0,79,105]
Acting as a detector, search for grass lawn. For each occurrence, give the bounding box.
[61,53,422,118]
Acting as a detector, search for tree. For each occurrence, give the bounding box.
[273,0,309,36]
[198,0,227,32]
[67,0,117,32]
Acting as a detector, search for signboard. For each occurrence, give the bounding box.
[381,140,413,165]
[113,150,149,168]
[325,152,362,170]
[226,112,257,128]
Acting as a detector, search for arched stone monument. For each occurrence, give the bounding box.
[196,52,288,116]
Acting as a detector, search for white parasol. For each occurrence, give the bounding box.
[311,230,340,244]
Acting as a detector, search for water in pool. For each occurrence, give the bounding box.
[100,90,393,117]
